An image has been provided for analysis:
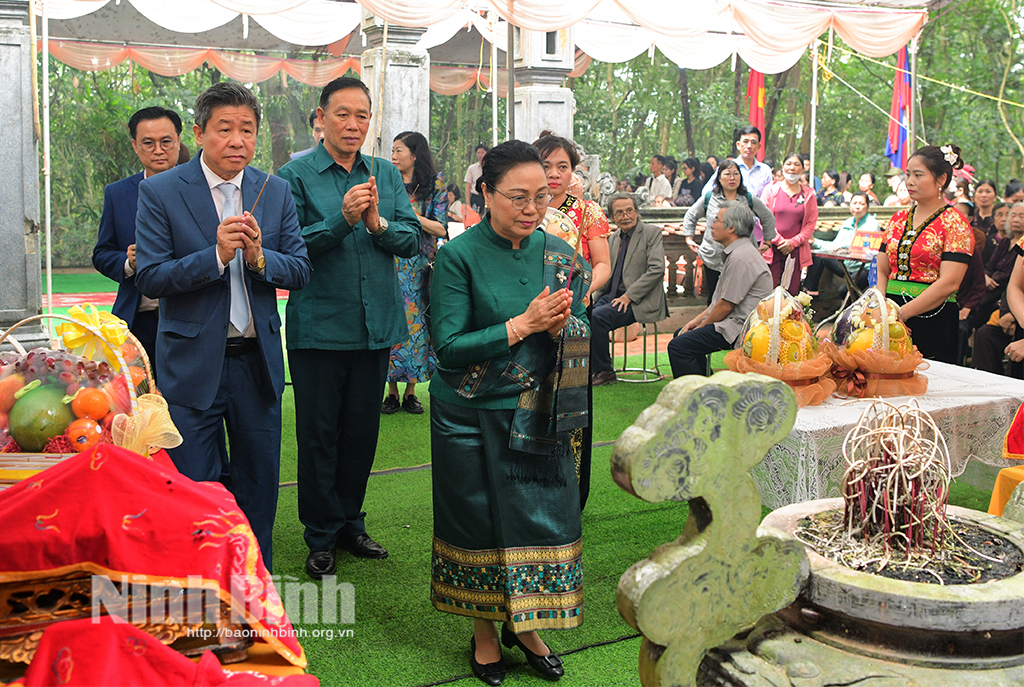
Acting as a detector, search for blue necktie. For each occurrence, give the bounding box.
[219,182,251,334]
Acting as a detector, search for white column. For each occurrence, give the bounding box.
[0,1,44,348]
[360,12,430,159]
[513,27,575,144]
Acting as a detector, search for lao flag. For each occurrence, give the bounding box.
[746,68,766,161]
[885,46,912,170]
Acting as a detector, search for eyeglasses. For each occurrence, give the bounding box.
[138,137,178,152]
[491,187,553,210]
[612,207,636,218]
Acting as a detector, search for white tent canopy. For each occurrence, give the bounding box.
[41,0,928,75]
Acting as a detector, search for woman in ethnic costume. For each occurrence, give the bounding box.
[877,144,974,364]
[382,131,448,415]
[430,141,590,685]
[533,132,609,512]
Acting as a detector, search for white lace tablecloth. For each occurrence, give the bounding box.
[753,361,1024,509]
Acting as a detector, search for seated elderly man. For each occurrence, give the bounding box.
[667,201,772,377]
[591,193,668,386]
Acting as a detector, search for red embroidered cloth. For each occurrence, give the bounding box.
[10,616,318,686]
[1004,402,1024,461]
[0,444,305,668]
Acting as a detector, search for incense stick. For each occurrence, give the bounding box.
[368,20,389,180]
[249,175,270,215]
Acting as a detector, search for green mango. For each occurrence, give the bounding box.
[9,384,76,452]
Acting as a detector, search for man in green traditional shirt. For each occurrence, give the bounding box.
[278,77,420,579]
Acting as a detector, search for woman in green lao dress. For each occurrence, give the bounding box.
[429,140,590,685]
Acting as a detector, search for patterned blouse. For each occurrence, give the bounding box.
[882,206,974,284]
[549,194,610,264]
[408,174,449,260]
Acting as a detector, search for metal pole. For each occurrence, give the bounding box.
[42,0,52,324]
[507,23,515,140]
[491,17,498,147]
[809,44,818,189]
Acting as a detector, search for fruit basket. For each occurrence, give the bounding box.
[0,308,180,486]
[725,287,836,406]
[821,287,928,398]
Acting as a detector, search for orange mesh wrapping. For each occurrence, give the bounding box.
[822,339,928,398]
[724,349,836,407]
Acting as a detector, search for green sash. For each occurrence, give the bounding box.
[436,232,591,478]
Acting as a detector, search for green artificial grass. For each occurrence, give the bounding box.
[272,445,680,687]
[43,270,114,294]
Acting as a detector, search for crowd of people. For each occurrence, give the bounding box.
[89,73,1024,687]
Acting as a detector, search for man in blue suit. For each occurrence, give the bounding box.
[92,106,182,365]
[136,83,312,573]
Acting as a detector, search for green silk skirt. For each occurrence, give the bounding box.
[430,396,584,633]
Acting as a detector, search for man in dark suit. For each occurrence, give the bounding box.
[92,107,182,365]
[135,83,312,573]
[591,193,668,386]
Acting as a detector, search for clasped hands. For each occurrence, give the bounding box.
[217,211,263,267]
[342,177,384,233]
[513,286,574,338]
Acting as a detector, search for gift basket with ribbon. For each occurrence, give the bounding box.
[0,307,181,482]
[822,287,928,397]
[725,286,836,406]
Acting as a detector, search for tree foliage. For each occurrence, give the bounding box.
[40,0,1024,267]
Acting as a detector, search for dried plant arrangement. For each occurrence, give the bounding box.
[795,400,1013,584]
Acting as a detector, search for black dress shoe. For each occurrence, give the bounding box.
[305,550,336,579]
[338,533,388,559]
[501,624,563,680]
[592,370,618,387]
[470,637,506,686]
[402,394,424,414]
[381,394,400,414]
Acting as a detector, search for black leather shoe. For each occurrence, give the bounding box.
[305,550,335,579]
[592,370,617,387]
[470,637,506,686]
[338,533,388,559]
[501,624,563,680]
[381,394,400,414]
[402,394,425,414]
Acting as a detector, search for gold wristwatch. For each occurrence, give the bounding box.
[248,254,266,271]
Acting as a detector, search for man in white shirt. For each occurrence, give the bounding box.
[701,125,773,198]
[464,144,488,214]
[645,155,673,201]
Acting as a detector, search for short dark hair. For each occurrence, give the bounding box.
[477,140,543,197]
[682,157,700,173]
[606,192,638,218]
[975,178,998,196]
[910,144,964,191]
[194,82,261,132]
[736,125,761,143]
[798,153,810,163]
[533,130,580,169]
[849,191,869,205]
[319,77,371,112]
[446,183,461,201]
[308,110,317,129]
[712,159,749,197]
[128,106,182,139]
[1005,179,1024,199]
[476,144,490,153]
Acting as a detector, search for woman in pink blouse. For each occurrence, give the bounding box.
[761,152,819,295]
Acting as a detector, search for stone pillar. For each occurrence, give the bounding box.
[513,27,575,144]
[0,1,42,349]
[360,13,430,160]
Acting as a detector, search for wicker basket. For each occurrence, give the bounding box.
[0,313,153,486]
